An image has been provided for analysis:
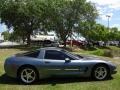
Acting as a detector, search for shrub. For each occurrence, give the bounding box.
[103,50,114,57]
[91,49,104,56]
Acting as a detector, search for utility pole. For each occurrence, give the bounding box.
[106,15,111,31]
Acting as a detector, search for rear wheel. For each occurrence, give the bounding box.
[92,65,110,80]
[18,67,38,84]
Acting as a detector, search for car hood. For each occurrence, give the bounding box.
[83,55,102,60]
[80,55,110,63]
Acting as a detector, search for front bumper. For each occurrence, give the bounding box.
[109,63,117,75]
[111,70,117,74]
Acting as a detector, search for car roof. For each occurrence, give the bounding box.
[39,47,63,51]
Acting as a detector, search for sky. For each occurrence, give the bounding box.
[0,24,7,33]
[0,0,120,32]
[88,0,120,30]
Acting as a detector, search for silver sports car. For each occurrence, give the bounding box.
[4,47,117,84]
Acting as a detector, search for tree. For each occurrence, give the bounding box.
[1,31,11,41]
[9,30,27,43]
[0,0,43,45]
[109,27,120,41]
[42,0,98,47]
[0,0,98,47]
[80,23,110,42]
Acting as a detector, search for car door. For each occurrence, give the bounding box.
[43,50,84,76]
[43,50,66,75]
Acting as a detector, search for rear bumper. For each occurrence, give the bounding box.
[4,64,17,78]
[4,59,17,78]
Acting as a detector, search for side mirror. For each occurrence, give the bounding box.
[65,58,71,63]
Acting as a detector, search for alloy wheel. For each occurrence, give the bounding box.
[20,68,36,84]
[94,66,108,80]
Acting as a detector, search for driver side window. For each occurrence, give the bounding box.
[44,50,74,60]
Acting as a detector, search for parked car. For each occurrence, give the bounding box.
[4,47,117,84]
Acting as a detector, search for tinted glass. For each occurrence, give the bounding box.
[45,50,74,60]
[24,50,40,58]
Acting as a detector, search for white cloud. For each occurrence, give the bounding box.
[99,13,113,21]
[87,0,120,30]
[96,6,104,15]
[87,0,120,10]
[87,0,118,21]
[88,0,120,6]
[109,3,120,10]
[111,24,120,27]
[87,0,112,5]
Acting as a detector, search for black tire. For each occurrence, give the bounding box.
[18,66,38,84]
[92,64,110,80]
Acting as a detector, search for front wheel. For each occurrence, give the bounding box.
[18,67,38,84]
[92,65,110,80]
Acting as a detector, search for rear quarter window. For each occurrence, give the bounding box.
[23,50,40,58]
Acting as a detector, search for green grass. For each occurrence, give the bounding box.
[0,48,120,90]
[74,46,120,57]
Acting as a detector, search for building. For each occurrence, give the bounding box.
[0,33,4,42]
[31,34,56,41]
[30,34,57,45]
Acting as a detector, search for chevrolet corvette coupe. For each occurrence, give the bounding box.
[4,47,117,84]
